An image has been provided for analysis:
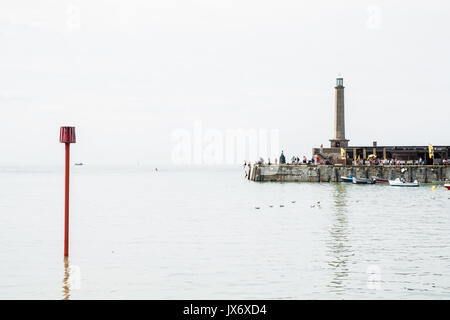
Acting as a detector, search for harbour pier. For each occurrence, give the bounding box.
[247,164,450,183]
[248,77,449,183]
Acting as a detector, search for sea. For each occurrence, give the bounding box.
[0,165,449,299]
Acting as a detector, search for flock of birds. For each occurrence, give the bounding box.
[253,185,447,210]
[254,201,321,210]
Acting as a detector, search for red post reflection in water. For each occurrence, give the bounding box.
[62,257,70,300]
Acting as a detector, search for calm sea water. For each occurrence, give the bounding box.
[0,165,449,299]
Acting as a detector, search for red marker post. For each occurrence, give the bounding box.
[60,127,76,257]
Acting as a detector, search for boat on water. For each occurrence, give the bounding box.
[389,178,419,187]
[341,175,353,183]
[74,163,83,166]
[445,184,450,190]
[372,176,389,183]
[352,177,376,184]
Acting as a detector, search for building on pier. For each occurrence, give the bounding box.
[312,78,449,165]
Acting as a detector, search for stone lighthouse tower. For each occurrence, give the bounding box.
[329,77,349,148]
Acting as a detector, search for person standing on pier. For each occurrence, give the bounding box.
[279,151,286,164]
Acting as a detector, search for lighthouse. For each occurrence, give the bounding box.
[329,77,349,148]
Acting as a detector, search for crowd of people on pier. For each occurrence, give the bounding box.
[351,157,449,166]
[244,151,325,168]
[244,151,449,168]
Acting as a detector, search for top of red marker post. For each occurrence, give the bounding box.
[59,126,76,143]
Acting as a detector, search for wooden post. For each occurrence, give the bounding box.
[59,127,76,257]
[64,143,70,257]
[383,147,386,159]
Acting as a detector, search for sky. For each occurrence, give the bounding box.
[1,0,449,166]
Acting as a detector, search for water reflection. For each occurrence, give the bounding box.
[62,257,70,300]
[326,183,353,294]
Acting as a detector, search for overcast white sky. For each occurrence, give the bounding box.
[1,0,449,166]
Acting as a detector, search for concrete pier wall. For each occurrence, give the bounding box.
[248,164,450,183]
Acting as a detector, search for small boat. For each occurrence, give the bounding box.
[341,175,353,183]
[352,177,376,184]
[445,184,450,190]
[372,176,389,183]
[74,163,83,166]
[389,178,419,187]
